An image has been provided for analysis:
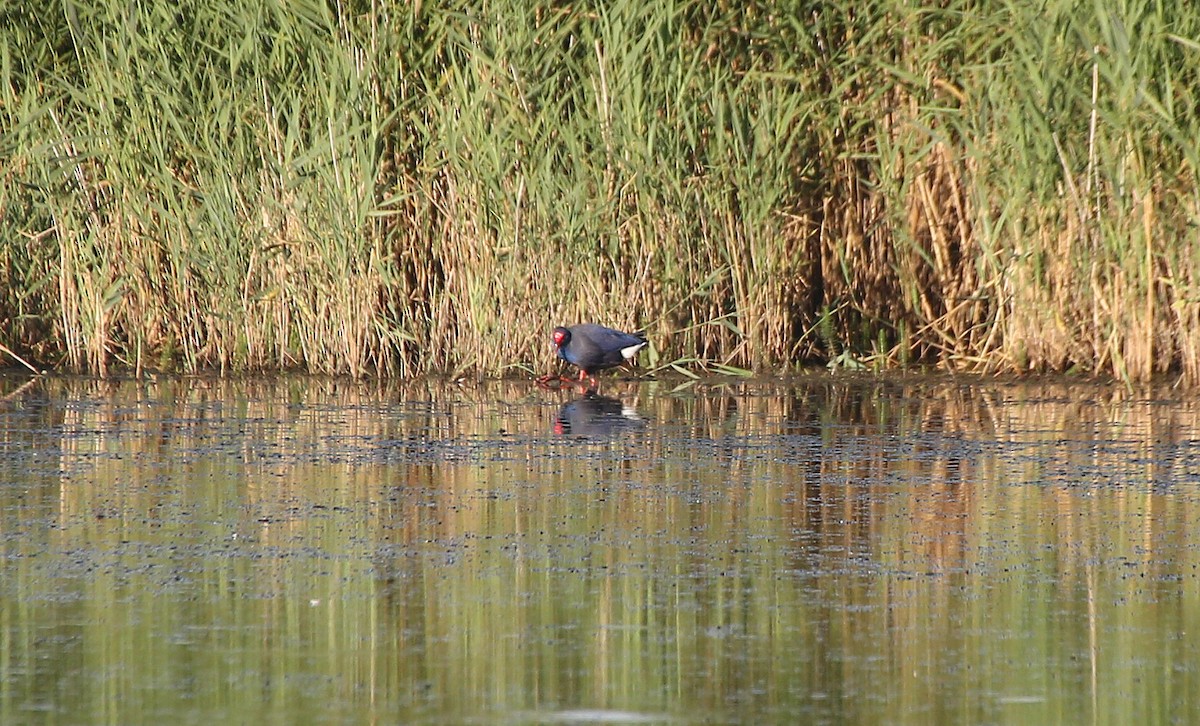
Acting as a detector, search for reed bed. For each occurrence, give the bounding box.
[3,0,1200,381]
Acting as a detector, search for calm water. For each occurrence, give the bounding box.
[1,374,1199,725]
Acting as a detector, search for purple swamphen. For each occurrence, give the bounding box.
[539,323,648,389]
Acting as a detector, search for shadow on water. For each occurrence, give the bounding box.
[2,373,1200,723]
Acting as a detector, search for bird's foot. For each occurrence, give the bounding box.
[536,373,598,393]
[535,374,575,390]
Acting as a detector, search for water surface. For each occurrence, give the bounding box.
[1,374,1198,724]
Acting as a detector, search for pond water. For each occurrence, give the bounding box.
[1,374,1199,724]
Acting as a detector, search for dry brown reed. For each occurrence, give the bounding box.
[2,1,1200,382]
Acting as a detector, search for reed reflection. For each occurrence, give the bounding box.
[2,375,1200,724]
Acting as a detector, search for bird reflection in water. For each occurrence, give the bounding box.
[554,391,647,436]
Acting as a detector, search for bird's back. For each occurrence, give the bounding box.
[563,324,646,371]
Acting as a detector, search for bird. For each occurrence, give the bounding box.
[539,323,648,390]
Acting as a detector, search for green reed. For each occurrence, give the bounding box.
[2,0,1199,380]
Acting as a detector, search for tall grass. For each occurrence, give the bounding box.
[2,0,1200,381]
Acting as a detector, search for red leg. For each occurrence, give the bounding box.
[578,369,600,392]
